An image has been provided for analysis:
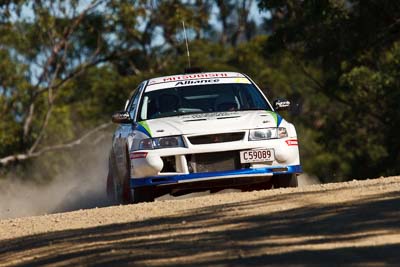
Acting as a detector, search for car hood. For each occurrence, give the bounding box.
[138,110,283,137]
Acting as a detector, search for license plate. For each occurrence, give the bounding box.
[240,149,274,163]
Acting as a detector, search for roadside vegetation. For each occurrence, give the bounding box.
[0,0,399,183]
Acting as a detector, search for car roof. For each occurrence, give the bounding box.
[145,71,249,92]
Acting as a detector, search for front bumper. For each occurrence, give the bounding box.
[130,164,302,188]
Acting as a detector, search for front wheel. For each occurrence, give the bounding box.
[132,186,155,203]
[106,171,115,201]
[272,174,298,188]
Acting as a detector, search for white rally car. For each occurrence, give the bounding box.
[107,71,302,203]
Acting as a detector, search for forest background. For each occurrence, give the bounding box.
[0,0,399,184]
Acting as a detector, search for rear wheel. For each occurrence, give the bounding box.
[132,186,155,203]
[272,174,298,188]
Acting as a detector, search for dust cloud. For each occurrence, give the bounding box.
[0,131,320,220]
[0,138,113,220]
[298,173,321,186]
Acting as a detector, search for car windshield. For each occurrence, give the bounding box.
[138,83,271,120]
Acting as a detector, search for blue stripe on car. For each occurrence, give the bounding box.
[131,165,302,188]
[277,113,283,127]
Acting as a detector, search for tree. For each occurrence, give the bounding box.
[0,0,112,165]
[4,0,381,184]
[258,0,400,180]
[0,0,231,170]
[214,0,258,45]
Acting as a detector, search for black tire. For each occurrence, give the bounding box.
[106,171,115,201]
[272,174,298,188]
[121,177,132,204]
[109,154,124,203]
[109,148,132,204]
[121,147,132,204]
[112,170,131,204]
[132,186,155,203]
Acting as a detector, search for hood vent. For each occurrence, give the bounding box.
[188,132,245,145]
[217,116,241,120]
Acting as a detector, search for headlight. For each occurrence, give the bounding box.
[139,136,185,150]
[249,127,288,140]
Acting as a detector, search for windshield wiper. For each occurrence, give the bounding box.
[237,108,269,111]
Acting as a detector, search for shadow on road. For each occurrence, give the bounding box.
[1,189,400,266]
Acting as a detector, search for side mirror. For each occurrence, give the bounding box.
[112,111,132,124]
[273,98,291,111]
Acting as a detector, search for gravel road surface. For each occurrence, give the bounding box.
[1,176,400,266]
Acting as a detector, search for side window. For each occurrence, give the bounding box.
[128,83,144,121]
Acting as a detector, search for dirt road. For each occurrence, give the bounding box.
[1,176,400,266]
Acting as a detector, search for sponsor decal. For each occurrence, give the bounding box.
[175,79,219,86]
[185,111,239,119]
[285,139,298,146]
[148,72,246,87]
[164,73,228,82]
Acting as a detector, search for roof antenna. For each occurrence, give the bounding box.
[182,21,191,68]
